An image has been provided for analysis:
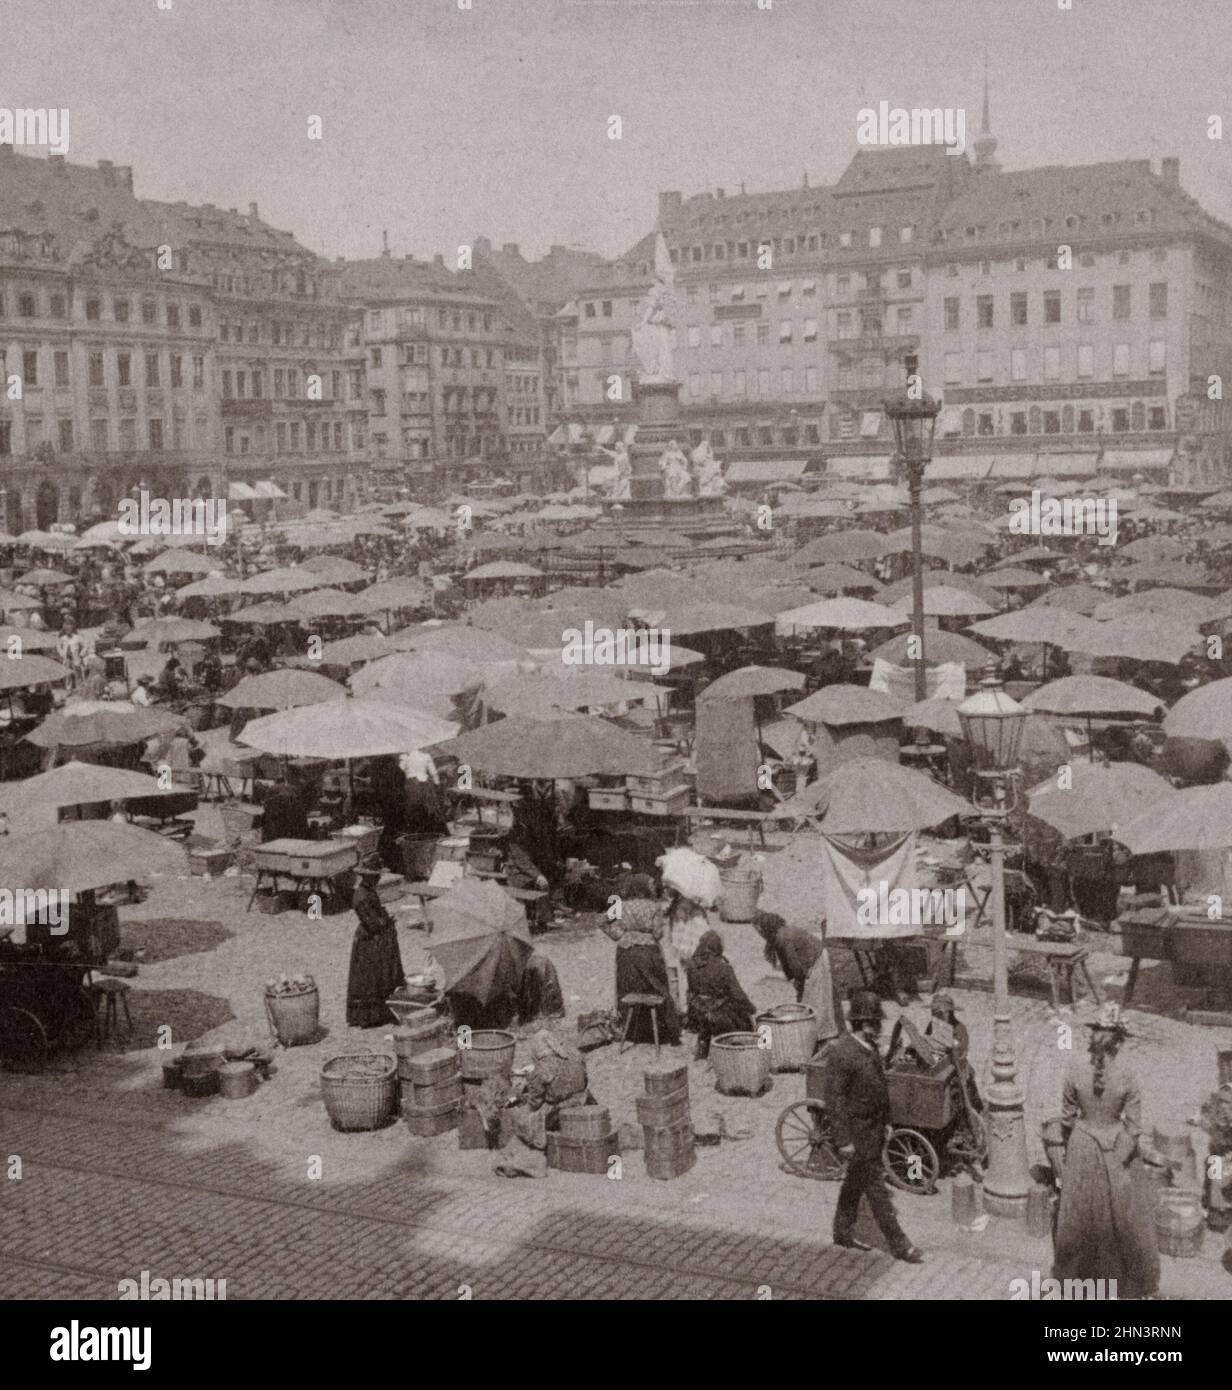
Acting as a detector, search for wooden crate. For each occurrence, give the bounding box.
[546,1130,620,1175]
[627,762,687,797]
[402,1099,462,1137]
[642,1119,695,1180]
[558,1105,612,1140]
[629,787,690,817]
[644,1064,688,1096]
[635,1088,691,1128]
[588,788,630,812]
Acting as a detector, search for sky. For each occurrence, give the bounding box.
[5,0,1232,264]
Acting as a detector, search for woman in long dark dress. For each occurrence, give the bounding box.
[601,897,681,1046]
[346,856,406,1027]
[684,930,756,1060]
[1052,1004,1161,1298]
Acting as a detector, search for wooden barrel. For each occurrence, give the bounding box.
[559,1106,612,1141]
[718,868,762,924]
[218,1061,257,1099]
[1155,1188,1204,1257]
[643,1063,689,1096]
[710,1032,771,1096]
[458,1029,516,1081]
[755,1005,819,1073]
[635,1088,691,1128]
[407,1047,461,1087]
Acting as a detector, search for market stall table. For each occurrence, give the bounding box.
[246,838,359,913]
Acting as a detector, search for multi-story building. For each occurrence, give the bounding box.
[0,147,364,529]
[341,253,511,484]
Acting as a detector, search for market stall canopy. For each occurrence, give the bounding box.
[349,652,484,718]
[1092,588,1225,625]
[981,568,1050,592]
[786,683,905,726]
[282,588,374,621]
[1163,677,1232,743]
[431,713,660,779]
[777,597,905,634]
[903,697,964,737]
[223,601,295,626]
[782,757,974,834]
[1117,561,1215,591]
[354,578,432,613]
[968,608,1099,647]
[787,530,884,565]
[1022,675,1162,718]
[175,574,248,600]
[317,632,392,667]
[395,624,532,668]
[299,555,369,585]
[1026,584,1106,615]
[0,625,58,652]
[27,702,183,749]
[1027,762,1175,841]
[218,669,347,711]
[879,573,1001,608]
[0,760,176,820]
[428,877,534,1005]
[1061,618,1203,665]
[238,567,326,596]
[18,568,72,586]
[801,562,884,594]
[697,665,806,703]
[0,654,70,689]
[237,696,457,759]
[888,585,996,618]
[0,590,42,611]
[465,561,545,581]
[0,820,185,893]
[129,617,221,645]
[870,630,993,668]
[19,534,76,553]
[1117,783,1232,854]
[1119,535,1190,562]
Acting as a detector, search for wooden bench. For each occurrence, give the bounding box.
[1009,937,1101,1011]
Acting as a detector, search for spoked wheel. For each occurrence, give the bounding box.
[775,1100,844,1180]
[0,1004,50,1071]
[882,1127,941,1194]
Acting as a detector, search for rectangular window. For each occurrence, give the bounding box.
[602,300,612,317]
[805,366,819,392]
[896,306,912,334]
[944,298,959,332]
[91,418,108,450]
[21,349,38,386]
[85,298,100,321]
[1148,340,1166,374]
[88,351,105,386]
[49,294,65,318]
[944,353,962,385]
[1149,282,1168,318]
[169,354,183,388]
[1111,407,1130,431]
[868,226,882,247]
[1043,411,1061,435]
[18,291,36,317]
[57,419,73,452]
[1113,343,1130,376]
[733,370,746,395]
[1077,344,1094,379]
[1078,409,1095,433]
[976,296,994,329]
[836,310,853,339]
[224,426,234,454]
[1077,287,1095,323]
[53,350,69,386]
[733,324,745,347]
[711,371,722,396]
[188,304,202,328]
[756,322,769,345]
[1112,284,1131,320]
[145,353,159,386]
[689,373,701,397]
[781,368,793,393]
[235,370,246,398]
[1044,346,1061,380]
[1010,411,1028,436]
[1010,348,1027,381]
[192,355,204,389]
[1044,290,1061,324]
[166,304,180,329]
[584,302,595,318]
[977,412,994,436]
[142,299,157,325]
[1148,405,1167,430]
[116,352,131,387]
[1010,292,1027,326]
[119,418,136,450]
[148,418,163,449]
[976,350,993,383]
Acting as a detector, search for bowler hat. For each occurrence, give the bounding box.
[848,989,883,1025]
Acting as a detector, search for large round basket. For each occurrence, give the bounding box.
[264,986,319,1046]
[719,868,762,923]
[320,1052,398,1132]
[710,1032,771,1096]
[755,1005,818,1073]
[457,1029,516,1081]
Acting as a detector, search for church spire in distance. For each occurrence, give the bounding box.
[972,53,999,169]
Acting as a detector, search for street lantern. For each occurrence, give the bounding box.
[883,352,940,485]
[958,679,1028,775]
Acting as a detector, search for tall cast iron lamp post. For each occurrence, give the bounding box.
[883,354,940,703]
[958,676,1033,1217]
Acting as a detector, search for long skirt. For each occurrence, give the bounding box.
[614,943,681,1045]
[1052,1131,1160,1298]
[345,924,405,1028]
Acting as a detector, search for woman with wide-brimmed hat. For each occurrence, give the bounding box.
[1052,1002,1161,1298]
[345,853,406,1027]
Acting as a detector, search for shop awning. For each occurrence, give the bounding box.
[1036,452,1099,478]
[926,455,994,481]
[988,454,1039,479]
[1099,448,1174,473]
[725,459,809,484]
[227,482,260,501]
[253,480,288,500]
[828,455,893,480]
[546,425,566,446]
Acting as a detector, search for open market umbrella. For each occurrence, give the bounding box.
[1092,588,1225,625]
[1117,783,1232,854]
[904,697,964,737]
[1163,677,1232,743]
[354,578,432,614]
[396,624,533,667]
[129,617,221,645]
[781,756,974,834]
[981,568,1050,592]
[777,597,905,634]
[218,669,347,711]
[222,602,296,626]
[482,667,650,716]
[349,652,485,718]
[238,567,326,596]
[27,702,183,749]
[282,588,374,621]
[0,654,70,689]
[969,608,1099,647]
[788,530,883,565]
[697,665,806,703]
[428,877,534,1005]
[431,713,660,779]
[317,633,393,667]
[299,555,369,585]
[786,683,905,726]
[0,820,185,892]
[0,625,59,653]
[1062,619,1203,665]
[888,585,996,618]
[18,568,72,586]
[870,629,993,668]
[1022,675,1162,718]
[1027,584,1107,615]
[802,563,884,594]
[1028,762,1176,841]
[237,696,457,759]
[144,550,218,577]
[176,575,248,600]
[0,761,177,822]
[655,601,773,636]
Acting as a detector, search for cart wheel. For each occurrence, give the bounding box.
[883,1127,940,1194]
[0,1004,50,1071]
[60,988,98,1051]
[775,1100,844,1179]
[949,1111,988,1168]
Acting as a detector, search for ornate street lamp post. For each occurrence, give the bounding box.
[958,676,1033,1218]
[884,354,940,703]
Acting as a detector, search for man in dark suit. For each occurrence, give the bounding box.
[823,989,924,1263]
[260,774,311,843]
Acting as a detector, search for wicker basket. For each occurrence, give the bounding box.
[457,1029,516,1081]
[755,1005,818,1073]
[320,1053,398,1132]
[264,986,320,1046]
[710,1032,772,1096]
[719,867,762,924]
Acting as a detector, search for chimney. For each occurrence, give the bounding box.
[658,190,683,222]
[97,159,114,185]
[248,201,259,219]
[1160,156,1180,185]
[473,235,492,255]
[381,229,391,259]
[502,242,520,256]
[119,166,133,192]
[716,187,725,199]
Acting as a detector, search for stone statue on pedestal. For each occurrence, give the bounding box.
[659,438,692,500]
[691,440,725,497]
[597,439,632,500]
[631,232,677,384]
